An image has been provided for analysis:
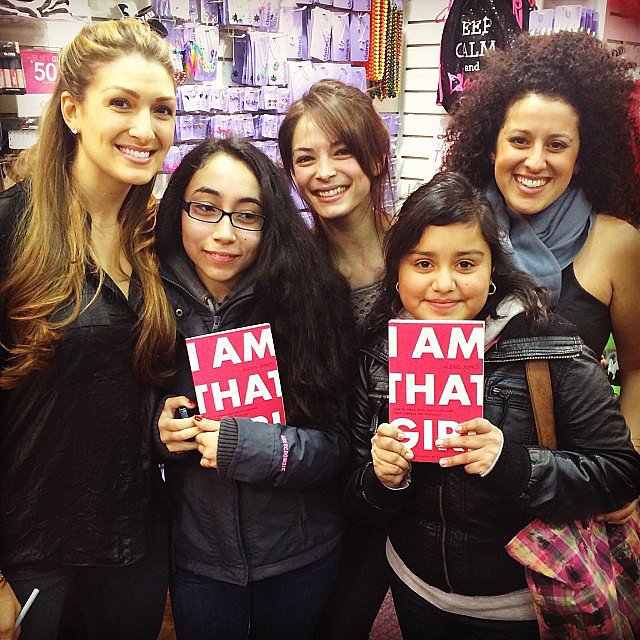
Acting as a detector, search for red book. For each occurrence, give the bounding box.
[388,320,484,463]
[185,323,286,423]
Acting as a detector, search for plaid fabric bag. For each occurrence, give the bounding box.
[506,510,640,639]
[505,360,640,639]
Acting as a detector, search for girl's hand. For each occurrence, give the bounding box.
[195,418,221,468]
[0,580,21,639]
[436,418,503,476]
[158,396,200,452]
[371,422,414,488]
[596,498,639,525]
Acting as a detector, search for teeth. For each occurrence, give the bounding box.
[517,176,547,188]
[119,146,150,160]
[316,186,347,197]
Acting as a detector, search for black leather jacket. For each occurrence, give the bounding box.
[346,312,640,597]
[0,184,162,569]
[155,252,348,586]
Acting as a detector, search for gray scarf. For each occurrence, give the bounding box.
[485,181,596,301]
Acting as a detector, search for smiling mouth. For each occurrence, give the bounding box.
[428,299,459,306]
[314,186,348,198]
[117,145,153,160]
[204,251,238,264]
[515,176,549,188]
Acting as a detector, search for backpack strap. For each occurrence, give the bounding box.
[524,360,557,450]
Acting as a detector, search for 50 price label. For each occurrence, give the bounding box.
[21,50,59,94]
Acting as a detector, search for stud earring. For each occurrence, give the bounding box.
[70,127,78,135]
[488,280,497,296]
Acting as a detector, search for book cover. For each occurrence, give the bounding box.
[185,323,285,424]
[388,319,484,463]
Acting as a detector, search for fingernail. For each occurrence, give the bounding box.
[439,458,448,467]
[405,450,414,460]
[397,431,406,440]
[455,425,462,433]
[194,415,203,422]
[435,439,443,447]
[188,400,197,408]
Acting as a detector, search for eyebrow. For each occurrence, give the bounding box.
[293,140,345,154]
[507,128,575,140]
[409,250,486,258]
[104,86,176,102]
[191,187,261,207]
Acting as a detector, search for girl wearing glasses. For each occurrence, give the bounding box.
[154,138,354,640]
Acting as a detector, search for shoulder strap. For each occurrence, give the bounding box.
[524,359,557,450]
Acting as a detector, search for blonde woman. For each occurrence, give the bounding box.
[0,19,176,639]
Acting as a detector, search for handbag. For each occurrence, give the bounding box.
[505,360,640,639]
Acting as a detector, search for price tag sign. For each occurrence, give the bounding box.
[21,50,59,94]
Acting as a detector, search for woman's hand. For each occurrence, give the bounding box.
[371,423,414,488]
[596,498,639,525]
[0,580,21,639]
[437,418,503,476]
[195,418,221,468]
[158,396,200,452]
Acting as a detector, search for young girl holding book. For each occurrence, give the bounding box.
[153,138,354,640]
[346,171,640,639]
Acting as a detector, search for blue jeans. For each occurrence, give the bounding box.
[390,572,540,640]
[170,546,341,640]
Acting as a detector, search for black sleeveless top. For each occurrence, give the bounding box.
[556,263,611,357]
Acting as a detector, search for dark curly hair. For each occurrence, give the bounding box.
[443,31,640,224]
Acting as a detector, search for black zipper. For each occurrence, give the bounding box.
[438,485,454,591]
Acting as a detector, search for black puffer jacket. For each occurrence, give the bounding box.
[0,183,162,569]
[156,252,349,586]
[346,312,640,597]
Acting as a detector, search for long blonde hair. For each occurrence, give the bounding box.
[0,19,176,389]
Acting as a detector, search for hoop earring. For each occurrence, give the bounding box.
[488,280,497,296]
[70,127,78,135]
[395,282,400,293]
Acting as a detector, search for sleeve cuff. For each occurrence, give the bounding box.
[361,462,410,511]
[217,417,239,476]
[480,438,531,496]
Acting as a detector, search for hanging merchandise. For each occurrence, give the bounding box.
[438,0,522,112]
[0,0,69,17]
[366,0,387,81]
[369,0,403,99]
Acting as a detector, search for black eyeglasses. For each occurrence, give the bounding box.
[182,201,266,232]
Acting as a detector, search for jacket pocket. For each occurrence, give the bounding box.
[486,385,536,444]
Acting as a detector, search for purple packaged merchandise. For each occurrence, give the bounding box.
[331,11,350,61]
[350,12,370,62]
[308,6,332,61]
[281,7,304,59]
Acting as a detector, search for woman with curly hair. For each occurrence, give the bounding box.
[443,31,640,473]
[0,19,176,639]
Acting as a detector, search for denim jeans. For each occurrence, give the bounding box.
[170,546,341,640]
[390,572,540,640]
